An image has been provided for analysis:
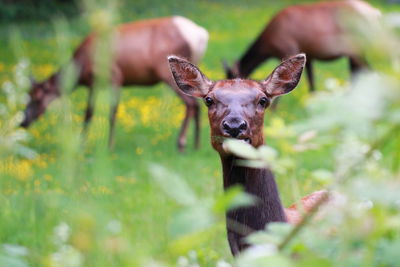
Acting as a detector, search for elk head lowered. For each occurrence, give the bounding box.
[222,1,379,92]
[168,54,306,155]
[20,76,60,128]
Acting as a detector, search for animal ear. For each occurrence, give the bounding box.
[168,56,213,97]
[261,54,306,98]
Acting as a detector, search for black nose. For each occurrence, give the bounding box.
[222,118,247,138]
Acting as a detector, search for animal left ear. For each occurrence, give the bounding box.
[261,54,306,98]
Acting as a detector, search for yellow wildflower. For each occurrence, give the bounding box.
[135,147,143,155]
[34,64,55,79]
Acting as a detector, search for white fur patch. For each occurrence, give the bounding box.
[348,0,381,19]
[172,16,209,64]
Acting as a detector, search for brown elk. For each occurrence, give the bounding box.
[21,16,208,150]
[168,54,328,255]
[224,0,381,92]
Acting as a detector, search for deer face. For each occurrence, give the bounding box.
[204,80,269,151]
[20,80,59,128]
[168,54,306,155]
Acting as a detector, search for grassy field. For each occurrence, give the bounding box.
[1,0,400,266]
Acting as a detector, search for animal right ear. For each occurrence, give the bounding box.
[168,56,212,97]
[261,54,306,98]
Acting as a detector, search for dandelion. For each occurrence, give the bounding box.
[34,64,55,79]
[213,170,220,178]
[264,117,294,139]
[0,157,33,181]
[115,176,136,184]
[71,232,91,251]
[135,147,143,155]
[116,102,135,130]
[92,186,112,195]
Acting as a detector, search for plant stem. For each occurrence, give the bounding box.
[278,124,400,251]
[278,190,330,251]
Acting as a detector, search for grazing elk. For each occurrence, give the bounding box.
[21,16,208,150]
[224,0,381,92]
[168,54,328,255]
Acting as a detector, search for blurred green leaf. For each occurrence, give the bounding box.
[223,139,259,160]
[169,205,215,238]
[311,169,334,185]
[213,185,256,213]
[149,164,198,206]
[246,223,293,246]
[237,251,293,267]
[0,254,29,267]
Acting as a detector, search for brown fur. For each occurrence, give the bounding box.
[22,16,208,150]
[285,190,328,225]
[226,0,380,92]
[169,54,328,255]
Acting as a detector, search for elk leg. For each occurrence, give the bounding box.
[83,87,95,133]
[177,95,199,152]
[160,72,200,152]
[108,68,122,149]
[349,56,367,77]
[108,86,121,150]
[306,59,315,92]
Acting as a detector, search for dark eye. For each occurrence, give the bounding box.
[204,97,214,107]
[258,97,269,107]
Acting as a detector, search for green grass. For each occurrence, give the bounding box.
[1,0,400,266]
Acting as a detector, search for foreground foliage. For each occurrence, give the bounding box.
[1,0,400,266]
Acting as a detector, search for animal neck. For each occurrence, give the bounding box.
[236,35,270,78]
[220,155,287,233]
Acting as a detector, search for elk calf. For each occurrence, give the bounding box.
[169,54,328,255]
